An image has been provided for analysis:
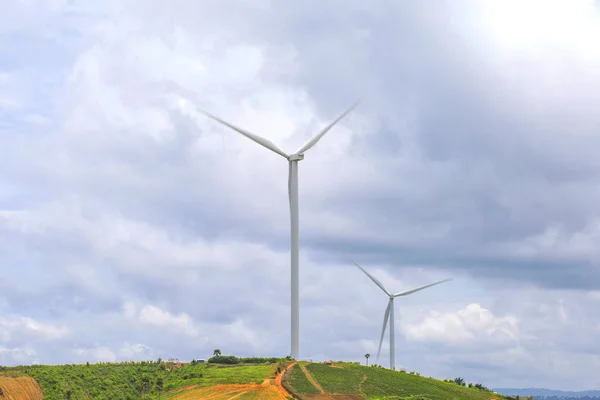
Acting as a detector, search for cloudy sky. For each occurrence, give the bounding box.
[2,0,600,392]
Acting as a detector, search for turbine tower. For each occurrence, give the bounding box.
[350,258,451,371]
[200,103,358,360]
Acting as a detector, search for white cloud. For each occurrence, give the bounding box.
[137,305,198,337]
[403,303,519,347]
[0,315,69,343]
[119,343,154,360]
[0,346,40,365]
[74,346,117,363]
[587,290,600,301]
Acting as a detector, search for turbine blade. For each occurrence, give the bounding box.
[393,278,452,297]
[347,257,391,296]
[294,101,359,155]
[376,299,392,361]
[199,110,289,159]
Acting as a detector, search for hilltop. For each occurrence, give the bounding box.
[0,356,516,399]
[284,361,507,400]
[0,357,291,400]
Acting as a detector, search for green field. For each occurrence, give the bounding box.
[0,359,514,400]
[0,360,282,400]
[286,362,507,400]
[282,362,321,396]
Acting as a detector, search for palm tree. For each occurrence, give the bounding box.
[213,349,221,356]
[453,377,465,386]
[364,353,370,366]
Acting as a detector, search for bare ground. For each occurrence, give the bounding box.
[0,376,44,400]
[170,363,296,400]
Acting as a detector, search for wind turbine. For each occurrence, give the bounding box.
[350,258,451,371]
[199,103,359,360]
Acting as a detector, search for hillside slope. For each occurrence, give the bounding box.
[0,360,290,400]
[284,362,506,400]
[0,376,44,400]
[1,360,508,400]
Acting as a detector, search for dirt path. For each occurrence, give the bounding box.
[299,364,326,394]
[274,361,296,398]
[357,375,367,397]
[170,362,296,399]
[228,390,251,399]
[296,364,364,400]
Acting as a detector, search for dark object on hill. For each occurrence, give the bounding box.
[207,355,282,365]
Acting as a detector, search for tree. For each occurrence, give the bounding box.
[453,377,465,386]
[364,353,370,366]
[139,374,151,397]
[473,383,490,391]
[213,349,222,356]
[155,377,164,400]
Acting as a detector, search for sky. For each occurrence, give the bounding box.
[1,0,600,392]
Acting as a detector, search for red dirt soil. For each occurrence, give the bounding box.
[170,362,296,400]
[299,396,363,400]
[0,376,44,400]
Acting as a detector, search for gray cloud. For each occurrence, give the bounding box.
[1,0,599,391]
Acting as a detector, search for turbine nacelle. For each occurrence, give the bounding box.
[288,153,305,162]
[198,101,359,163]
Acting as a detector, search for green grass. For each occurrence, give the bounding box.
[1,360,507,400]
[282,363,320,395]
[292,363,505,400]
[0,361,280,400]
[306,363,364,394]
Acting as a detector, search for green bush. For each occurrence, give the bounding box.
[207,355,239,364]
[207,355,283,365]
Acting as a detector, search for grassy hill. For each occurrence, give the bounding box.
[0,358,290,400]
[0,358,512,400]
[282,362,507,400]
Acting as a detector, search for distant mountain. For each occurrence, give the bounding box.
[494,388,600,399]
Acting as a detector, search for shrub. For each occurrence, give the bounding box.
[239,357,280,364]
[208,356,239,365]
[207,355,283,365]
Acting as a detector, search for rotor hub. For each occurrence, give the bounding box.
[288,153,305,161]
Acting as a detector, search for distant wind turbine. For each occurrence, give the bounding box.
[199,103,359,360]
[350,258,451,371]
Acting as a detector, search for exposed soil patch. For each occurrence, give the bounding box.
[274,362,296,397]
[357,374,367,397]
[170,363,295,400]
[0,376,44,400]
[299,395,363,400]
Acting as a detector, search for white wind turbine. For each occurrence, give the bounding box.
[199,103,359,360]
[350,258,451,371]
